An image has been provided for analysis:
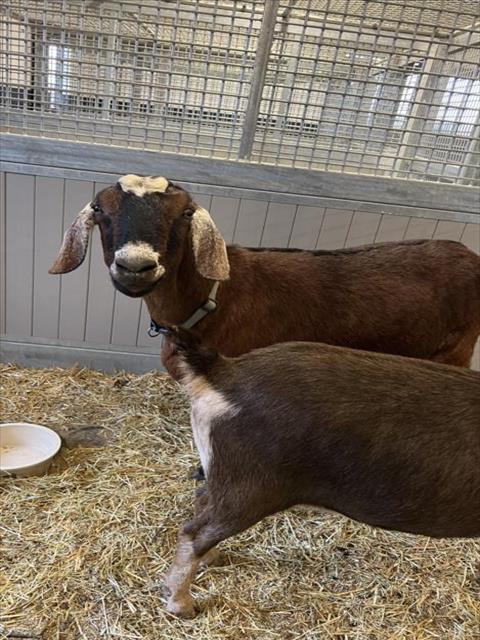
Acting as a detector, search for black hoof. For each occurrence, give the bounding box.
[191,465,205,481]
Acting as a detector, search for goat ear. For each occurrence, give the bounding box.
[49,205,96,274]
[190,207,230,281]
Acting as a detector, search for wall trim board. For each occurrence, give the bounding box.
[2,134,479,216]
[1,161,479,225]
[0,335,163,373]
[1,333,478,374]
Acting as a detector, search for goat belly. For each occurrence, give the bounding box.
[207,341,480,538]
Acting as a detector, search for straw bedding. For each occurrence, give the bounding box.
[0,363,479,640]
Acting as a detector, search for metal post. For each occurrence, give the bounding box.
[102,32,117,118]
[276,2,299,131]
[461,115,480,186]
[238,0,280,160]
[101,5,119,120]
[394,43,447,178]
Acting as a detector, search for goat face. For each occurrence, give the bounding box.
[49,175,230,297]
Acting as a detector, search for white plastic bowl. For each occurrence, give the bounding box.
[0,423,62,477]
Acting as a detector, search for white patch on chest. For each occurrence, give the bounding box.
[185,374,238,476]
[118,174,168,197]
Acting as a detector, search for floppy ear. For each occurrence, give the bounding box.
[49,204,96,274]
[190,207,230,281]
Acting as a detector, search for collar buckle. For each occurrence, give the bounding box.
[148,319,163,337]
[148,280,220,336]
[201,298,217,313]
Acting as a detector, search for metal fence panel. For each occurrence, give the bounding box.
[1,0,478,185]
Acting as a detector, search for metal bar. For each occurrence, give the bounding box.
[2,135,479,217]
[1,0,479,185]
[2,160,478,224]
[101,30,118,120]
[394,43,446,176]
[461,115,480,186]
[238,0,279,159]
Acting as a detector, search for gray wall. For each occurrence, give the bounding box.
[1,159,479,372]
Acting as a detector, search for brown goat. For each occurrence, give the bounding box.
[49,174,480,367]
[160,326,480,618]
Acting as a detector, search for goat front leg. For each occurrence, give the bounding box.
[164,484,275,617]
[164,526,204,618]
[163,488,215,617]
[194,485,221,567]
[164,515,230,618]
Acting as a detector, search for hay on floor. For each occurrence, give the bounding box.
[0,363,479,640]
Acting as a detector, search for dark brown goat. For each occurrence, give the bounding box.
[160,326,480,618]
[50,174,480,366]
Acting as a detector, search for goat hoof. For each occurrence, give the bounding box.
[166,595,198,619]
[191,465,205,481]
[200,548,223,567]
[160,580,172,598]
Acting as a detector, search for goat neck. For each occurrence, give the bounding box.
[143,237,215,327]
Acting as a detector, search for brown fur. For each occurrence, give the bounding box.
[161,328,480,616]
[50,180,480,366]
[162,239,480,365]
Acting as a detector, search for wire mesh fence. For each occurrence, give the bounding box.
[1,0,479,185]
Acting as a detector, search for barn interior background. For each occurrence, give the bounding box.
[1,0,479,371]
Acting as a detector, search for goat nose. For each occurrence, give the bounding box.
[115,255,158,274]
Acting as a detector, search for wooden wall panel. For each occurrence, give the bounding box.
[210,196,240,243]
[344,210,382,247]
[32,177,63,338]
[432,220,466,241]
[191,193,212,210]
[402,217,438,240]
[460,223,480,254]
[84,182,116,344]
[315,208,354,249]
[58,180,94,341]
[374,214,411,243]
[260,203,297,247]
[5,173,35,337]
[288,205,325,249]
[232,199,269,246]
[111,295,143,347]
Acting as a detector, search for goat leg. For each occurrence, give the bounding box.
[164,481,284,616]
[163,488,218,617]
[191,464,205,481]
[164,527,202,618]
[193,485,222,566]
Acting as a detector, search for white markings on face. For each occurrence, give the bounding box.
[118,174,169,197]
[182,372,238,477]
[110,241,165,279]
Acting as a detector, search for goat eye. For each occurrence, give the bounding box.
[183,208,194,219]
[92,203,101,213]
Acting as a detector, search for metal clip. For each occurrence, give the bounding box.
[148,319,161,337]
[202,298,217,313]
